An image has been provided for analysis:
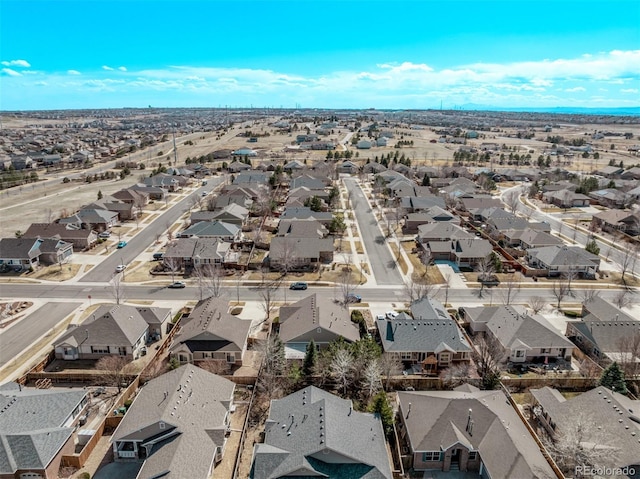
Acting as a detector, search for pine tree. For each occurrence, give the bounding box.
[370,391,394,436]
[599,362,627,394]
[97,190,103,200]
[303,339,317,377]
[421,175,430,186]
[585,239,600,256]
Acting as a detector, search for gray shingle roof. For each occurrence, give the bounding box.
[0,385,86,475]
[398,386,555,479]
[179,220,240,238]
[55,304,149,349]
[252,387,392,479]
[112,366,235,479]
[527,245,600,268]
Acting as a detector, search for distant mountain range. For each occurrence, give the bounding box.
[454,105,640,116]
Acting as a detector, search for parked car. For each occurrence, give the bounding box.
[345,293,362,303]
[98,231,111,238]
[289,281,308,290]
[385,311,399,320]
[153,252,164,261]
[168,281,186,289]
[115,264,126,273]
[117,241,127,248]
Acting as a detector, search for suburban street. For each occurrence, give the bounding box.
[343,177,404,285]
[78,176,225,283]
[0,302,80,368]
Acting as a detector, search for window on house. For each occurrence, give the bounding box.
[91,346,110,354]
[515,350,525,358]
[422,451,441,461]
[401,352,412,360]
[468,451,477,460]
[541,348,549,354]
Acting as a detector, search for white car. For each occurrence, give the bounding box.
[115,264,126,273]
[386,311,399,320]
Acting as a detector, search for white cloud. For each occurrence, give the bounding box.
[1,68,21,77]
[102,65,114,71]
[621,88,639,94]
[1,59,30,68]
[565,87,586,92]
[67,70,81,75]
[118,66,127,71]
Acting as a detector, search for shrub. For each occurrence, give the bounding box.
[62,177,70,183]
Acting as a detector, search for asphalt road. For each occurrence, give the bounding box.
[0,301,80,368]
[343,178,403,285]
[79,176,225,283]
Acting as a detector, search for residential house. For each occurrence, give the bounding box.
[170,297,251,367]
[58,208,119,232]
[400,196,446,213]
[112,188,149,206]
[53,304,168,360]
[504,228,563,249]
[164,238,234,269]
[543,189,591,208]
[190,204,250,228]
[232,172,269,186]
[142,173,180,192]
[565,297,639,363]
[462,305,574,364]
[232,148,257,156]
[396,385,556,477]
[362,161,387,174]
[526,245,600,277]
[214,190,254,210]
[276,219,329,238]
[620,167,640,180]
[589,188,628,208]
[596,165,624,178]
[112,366,235,478]
[0,382,89,479]
[591,210,640,236]
[431,238,492,268]
[0,237,65,269]
[356,139,372,149]
[276,294,360,359]
[131,184,166,200]
[530,386,640,474]
[280,207,333,225]
[290,174,329,190]
[23,223,98,250]
[179,220,242,242]
[376,298,471,373]
[417,223,474,245]
[336,160,360,174]
[269,235,334,271]
[283,160,305,172]
[251,386,392,479]
[84,197,134,221]
[227,160,251,173]
[33,238,73,265]
[403,207,459,234]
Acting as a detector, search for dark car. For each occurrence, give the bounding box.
[168,281,186,289]
[346,293,362,303]
[289,281,308,290]
[153,252,164,261]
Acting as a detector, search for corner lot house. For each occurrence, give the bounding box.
[397,384,555,477]
[251,386,392,479]
[112,366,235,478]
[526,245,600,277]
[54,304,169,361]
[0,382,88,479]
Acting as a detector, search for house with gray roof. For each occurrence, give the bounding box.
[591,209,640,236]
[164,238,234,269]
[0,237,72,269]
[227,160,251,173]
[170,297,251,367]
[53,304,169,361]
[269,236,334,271]
[280,207,333,225]
[566,298,640,364]
[504,228,563,249]
[399,195,446,212]
[543,189,590,208]
[526,245,600,278]
[233,172,269,185]
[290,174,329,190]
[530,386,640,475]
[276,294,360,359]
[58,208,118,233]
[178,220,242,242]
[403,207,458,234]
[417,222,473,245]
[397,384,556,477]
[0,383,89,479]
[112,366,235,478]
[462,305,574,364]
[252,386,392,479]
[376,298,471,373]
[589,188,628,208]
[190,204,250,228]
[23,222,98,250]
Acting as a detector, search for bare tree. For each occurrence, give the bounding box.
[276,237,299,276]
[196,359,230,375]
[500,272,521,305]
[188,193,200,211]
[380,353,403,391]
[618,244,638,286]
[193,263,224,300]
[440,362,473,389]
[418,248,433,279]
[393,199,405,234]
[579,289,601,303]
[163,256,181,283]
[133,195,146,220]
[337,261,358,305]
[551,280,568,309]
[472,334,505,389]
[331,347,354,396]
[543,411,621,477]
[529,296,546,314]
[403,277,434,304]
[95,355,131,393]
[110,274,126,305]
[564,266,577,296]
[165,220,174,241]
[503,190,520,214]
[361,358,382,399]
[440,272,452,306]
[616,332,640,379]
[477,255,496,298]
[612,289,635,309]
[257,267,281,320]
[256,335,286,399]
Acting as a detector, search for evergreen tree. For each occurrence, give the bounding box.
[303,339,317,377]
[97,190,103,200]
[421,175,430,186]
[599,362,627,394]
[585,239,600,256]
[369,391,394,436]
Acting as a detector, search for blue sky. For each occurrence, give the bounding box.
[1,0,639,111]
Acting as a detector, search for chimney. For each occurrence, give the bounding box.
[406,402,412,419]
